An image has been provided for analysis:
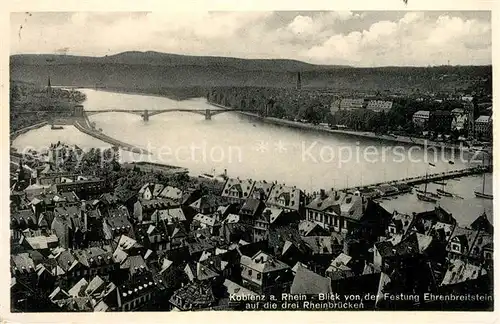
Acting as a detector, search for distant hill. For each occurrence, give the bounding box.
[11,51,346,71]
[10,51,492,94]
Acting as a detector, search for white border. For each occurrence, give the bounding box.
[1,1,498,323]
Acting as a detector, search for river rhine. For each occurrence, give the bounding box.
[12,88,492,226]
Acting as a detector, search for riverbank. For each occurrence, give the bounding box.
[10,121,49,142]
[207,101,483,151]
[73,118,152,155]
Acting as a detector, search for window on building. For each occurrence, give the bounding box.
[257,273,261,280]
[248,269,252,276]
[451,243,461,252]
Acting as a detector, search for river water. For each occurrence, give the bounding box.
[12,88,493,226]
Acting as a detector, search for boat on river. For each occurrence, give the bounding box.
[474,152,493,200]
[417,168,438,203]
[198,169,228,183]
[437,188,454,197]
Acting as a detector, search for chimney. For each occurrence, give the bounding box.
[320,189,326,199]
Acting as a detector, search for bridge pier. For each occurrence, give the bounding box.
[143,109,149,121]
[205,109,212,120]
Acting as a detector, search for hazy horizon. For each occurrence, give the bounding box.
[10,50,493,69]
[11,11,492,67]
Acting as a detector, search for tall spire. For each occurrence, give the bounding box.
[47,76,52,97]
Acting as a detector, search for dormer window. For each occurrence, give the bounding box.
[451,243,461,253]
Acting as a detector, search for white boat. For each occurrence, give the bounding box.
[198,169,228,182]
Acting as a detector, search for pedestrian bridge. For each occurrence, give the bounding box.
[84,108,257,121]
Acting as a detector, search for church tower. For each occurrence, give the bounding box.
[47,76,52,98]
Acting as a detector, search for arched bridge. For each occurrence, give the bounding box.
[84,108,259,121]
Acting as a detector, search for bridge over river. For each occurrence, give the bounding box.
[84,108,259,121]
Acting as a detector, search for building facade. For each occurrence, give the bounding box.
[366,100,393,113]
[412,110,430,128]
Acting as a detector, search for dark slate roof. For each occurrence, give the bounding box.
[470,213,493,234]
[240,198,264,216]
[291,264,332,294]
[447,226,479,255]
[11,209,37,225]
[169,281,215,308]
[191,194,227,211]
[73,247,114,268]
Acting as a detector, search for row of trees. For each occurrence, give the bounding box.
[207,87,492,137]
[207,87,334,122]
[10,82,87,133]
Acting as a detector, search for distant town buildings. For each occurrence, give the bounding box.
[330,98,393,114]
[451,108,467,131]
[475,115,493,139]
[366,100,393,113]
[412,110,430,128]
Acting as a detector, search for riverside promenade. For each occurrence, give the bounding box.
[207,101,474,151]
[73,116,151,155]
[344,165,490,193]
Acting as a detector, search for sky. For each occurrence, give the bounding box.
[10,11,492,67]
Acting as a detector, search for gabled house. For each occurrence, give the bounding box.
[446,227,479,262]
[19,229,59,252]
[151,207,187,225]
[220,214,253,244]
[386,212,415,239]
[427,221,455,243]
[302,236,340,274]
[266,184,304,214]
[184,262,219,283]
[134,198,178,223]
[306,190,364,234]
[468,231,493,269]
[158,186,183,203]
[221,279,258,309]
[290,264,332,295]
[169,281,216,311]
[191,213,221,236]
[189,194,227,215]
[51,206,87,249]
[373,232,434,273]
[470,212,493,234]
[298,220,329,237]
[239,198,266,221]
[52,249,85,285]
[103,216,134,241]
[11,209,38,231]
[249,180,274,201]
[73,247,117,279]
[440,259,487,287]
[116,275,157,311]
[240,251,293,295]
[221,178,255,203]
[325,253,357,281]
